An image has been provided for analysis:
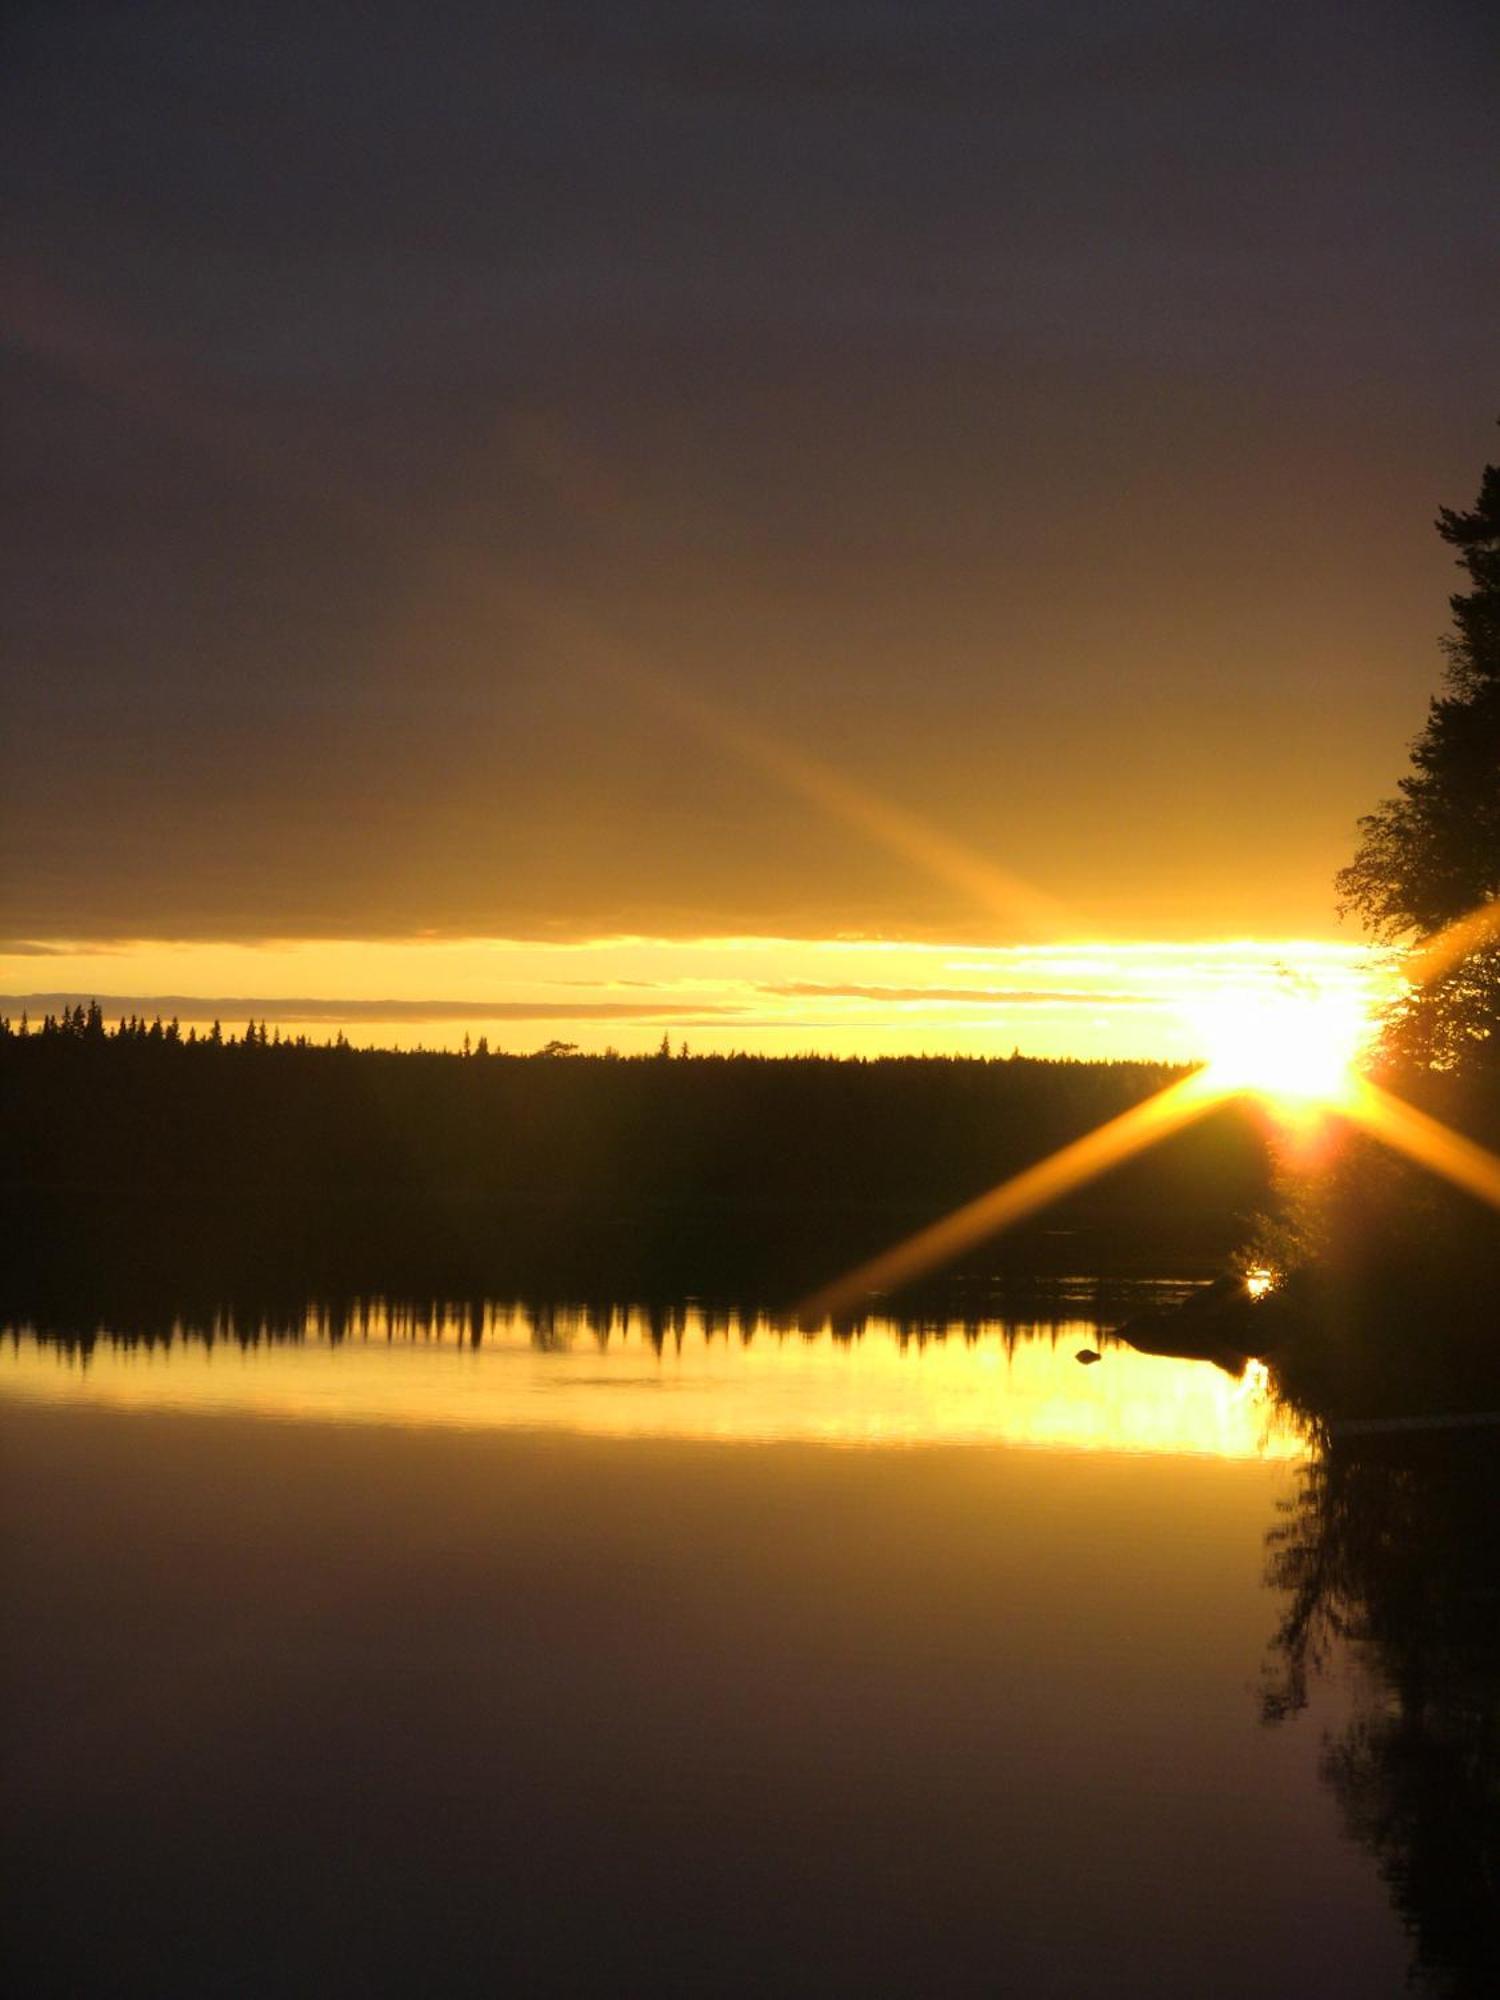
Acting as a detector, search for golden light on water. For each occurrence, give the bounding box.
[0,1313,1305,1460]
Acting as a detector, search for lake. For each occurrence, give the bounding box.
[0,1294,1451,1994]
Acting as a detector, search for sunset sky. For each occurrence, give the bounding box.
[4,2,1495,1054]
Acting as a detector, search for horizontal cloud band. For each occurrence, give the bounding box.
[760,982,1160,1006]
[2,994,742,1025]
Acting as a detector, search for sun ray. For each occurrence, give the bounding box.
[797,1067,1230,1322]
[1403,896,1500,989]
[1342,1075,1500,1215]
[608,665,1077,941]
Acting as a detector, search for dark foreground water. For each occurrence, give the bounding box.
[0,1297,1474,1995]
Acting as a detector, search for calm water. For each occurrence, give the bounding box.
[0,1297,1464,1994]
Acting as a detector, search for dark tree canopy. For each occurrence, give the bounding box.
[1337,442,1500,1070]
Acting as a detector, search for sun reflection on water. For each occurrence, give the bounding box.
[1,1308,1306,1459]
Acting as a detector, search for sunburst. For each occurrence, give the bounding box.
[797,881,1500,1318]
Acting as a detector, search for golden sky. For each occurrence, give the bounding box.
[3,5,1493,1049]
[1,932,1389,1061]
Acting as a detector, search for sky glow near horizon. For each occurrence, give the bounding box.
[0,932,1389,1062]
[3,4,1496,980]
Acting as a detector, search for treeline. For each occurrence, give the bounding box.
[1,1006,1264,1215]
[6,1282,1189,1361]
[1,1011,1272,1312]
[3,1001,359,1050]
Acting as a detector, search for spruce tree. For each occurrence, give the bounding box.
[1337,442,1500,1069]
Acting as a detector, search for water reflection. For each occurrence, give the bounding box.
[5,1289,1426,1995]
[2,1299,1303,1458]
[1262,1430,1500,1996]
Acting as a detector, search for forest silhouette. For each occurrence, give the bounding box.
[1,1008,1269,1327]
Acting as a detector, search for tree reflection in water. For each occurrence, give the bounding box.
[1262,1428,1500,1996]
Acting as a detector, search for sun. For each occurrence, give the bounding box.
[1191,980,1369,1108]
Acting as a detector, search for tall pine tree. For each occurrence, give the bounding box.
[1337,441,1500,1070]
